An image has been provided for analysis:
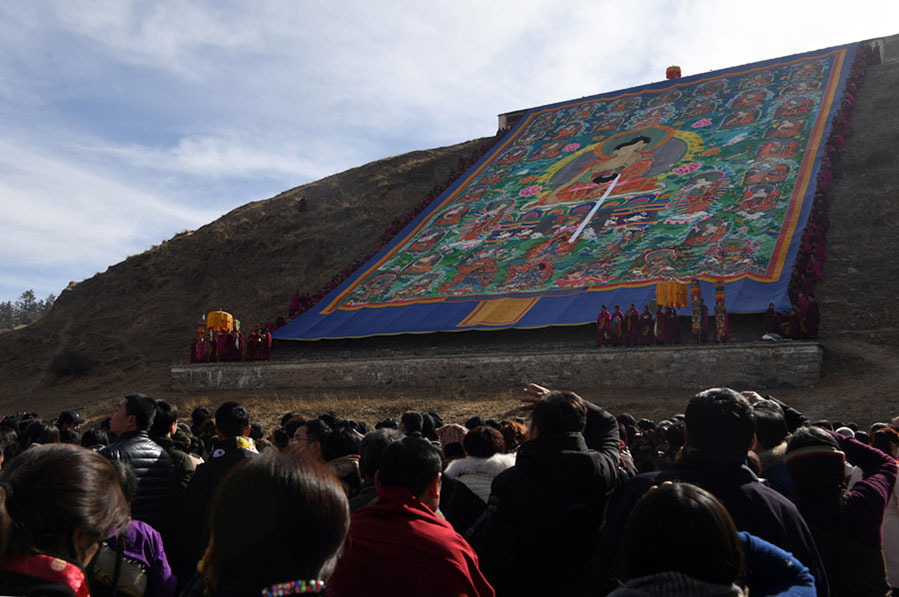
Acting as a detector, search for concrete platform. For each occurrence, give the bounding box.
[170,341,822,393]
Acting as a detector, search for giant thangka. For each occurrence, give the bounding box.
[275,44,856,340]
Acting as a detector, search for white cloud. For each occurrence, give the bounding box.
[0,138,215,273]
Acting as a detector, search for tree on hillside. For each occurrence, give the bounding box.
[0,290,55,330]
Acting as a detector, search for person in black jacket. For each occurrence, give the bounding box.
[480,384,624,597]
[99,394,175,532]
[168,401,257,590]
[150,399,197,498]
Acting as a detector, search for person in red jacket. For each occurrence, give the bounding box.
[329,437,494,597]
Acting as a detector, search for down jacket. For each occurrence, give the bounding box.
[99,430,176,531]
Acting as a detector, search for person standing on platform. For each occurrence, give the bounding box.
[803,295,820,339]
[639,306,655,345]
[288,290,300,319]
[655,306,667,345]
[611,305,624,346]
[788,305,803,339]
[624,304,640,346]
[259,328,272,360]
[765,303,780,334]
[666,307,680,344]
[596,306,612,347]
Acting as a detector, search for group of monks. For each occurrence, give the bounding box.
[765,293,820,340]
[597,304,678,347]
[597,302,731,347]
[188,327,273,363]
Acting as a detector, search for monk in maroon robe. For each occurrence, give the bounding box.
[803,295,820,339]
[666,307,680,344]
[205,335,217,362]
[259,330,272,360]
[655,307,667,345]
[639,306,655,345]
[624,304,640,346]
[788,306,803,339]
[215,331,228,362]
[764,303,780,334]
[245,331,258,360]
[189,339,197,363]
[289,291,301,319]
[611,306,625,346]
[596,306,612,346]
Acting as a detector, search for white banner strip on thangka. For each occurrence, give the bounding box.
[568,173,621,244]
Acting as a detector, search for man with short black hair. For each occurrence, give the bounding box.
[349,428,403,512]
[149,400,197,496]
[399,411,424,437]
[329,437,494,596]
[99,394,176,531]
[481,387,624,597]
[593,388,829,596]
[292,418,329,460]
[169,401,257,588]
[752,399,793,498]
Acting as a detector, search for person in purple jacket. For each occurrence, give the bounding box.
[87,461,177,597]
[786,426,898,597]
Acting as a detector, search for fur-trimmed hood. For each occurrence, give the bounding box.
[444,453,516,480]
[444,453,516,503]
[756,441,787,473]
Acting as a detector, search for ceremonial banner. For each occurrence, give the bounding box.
[275,44,856,340]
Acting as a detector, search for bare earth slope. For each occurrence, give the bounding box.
[1,60,898,429]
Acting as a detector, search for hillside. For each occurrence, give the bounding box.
[1,57,898,429]
[0,138,490,411]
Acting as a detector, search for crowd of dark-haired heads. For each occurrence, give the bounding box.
[0,388,896,596]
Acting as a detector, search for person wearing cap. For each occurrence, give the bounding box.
[786,425,898,596]
[57,409,85,431]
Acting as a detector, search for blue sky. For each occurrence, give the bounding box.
[0,0,896,303]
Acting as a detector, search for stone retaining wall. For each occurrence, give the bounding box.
[171,342,822,392]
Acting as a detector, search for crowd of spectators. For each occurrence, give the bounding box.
[0,386,896,596]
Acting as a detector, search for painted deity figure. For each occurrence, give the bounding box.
[461,200,514,241]
[538,131,686,207]
[670,172,726,215]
